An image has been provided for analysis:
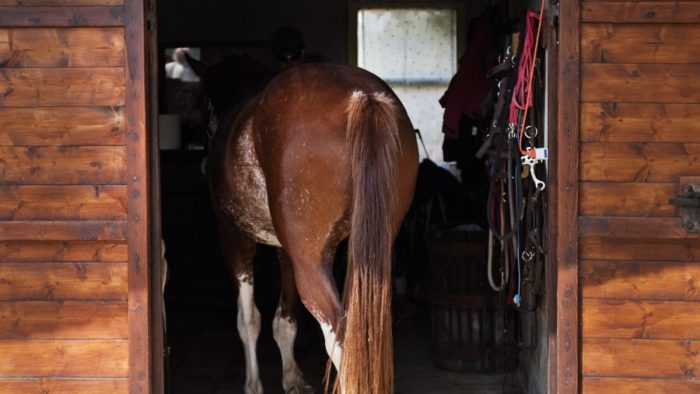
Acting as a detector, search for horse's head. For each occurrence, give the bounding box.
[185,52,275,125]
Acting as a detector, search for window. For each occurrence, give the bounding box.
[357,8,458,162]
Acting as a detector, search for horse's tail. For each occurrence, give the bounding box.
[340,90,401,394]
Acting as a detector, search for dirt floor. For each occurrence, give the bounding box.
[166,315,522,393]
[164,259,523,394]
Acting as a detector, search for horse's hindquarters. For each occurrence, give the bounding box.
[211,109,281,247]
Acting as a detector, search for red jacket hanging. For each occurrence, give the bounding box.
[440,8,501,140]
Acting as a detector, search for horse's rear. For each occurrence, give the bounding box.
[254,64,417,393]
[212,63,418,393]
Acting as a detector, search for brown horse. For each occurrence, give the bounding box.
[189,57,418,393]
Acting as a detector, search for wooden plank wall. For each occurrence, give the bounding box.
[579,1,700,393]
[0,1,136,392]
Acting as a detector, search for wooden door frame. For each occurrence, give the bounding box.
[125,0,162,391]
[146,0,166,391]
[136,1,583,392]
[547,0,580,393]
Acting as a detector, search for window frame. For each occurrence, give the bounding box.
[347,1,466,67]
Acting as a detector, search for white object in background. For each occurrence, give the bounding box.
[159,114,181,150]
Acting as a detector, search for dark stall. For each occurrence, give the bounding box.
[157,1,551,392]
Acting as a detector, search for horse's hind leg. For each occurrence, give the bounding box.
[283,242,344,372]
[220,223,262,394]
[274,250,314,393]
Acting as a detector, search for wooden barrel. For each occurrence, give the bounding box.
[426,224,515,373]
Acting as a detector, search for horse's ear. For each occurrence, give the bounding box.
[185,52,207,77]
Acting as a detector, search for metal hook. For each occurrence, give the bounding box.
[521,153,546,190]
[524,125,538,139]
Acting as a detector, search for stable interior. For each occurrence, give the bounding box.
[157,1,549,392]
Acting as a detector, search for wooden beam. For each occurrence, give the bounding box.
[545,14,560,393]
[0,6,124,27]
[124,0,151,391]
[146,0,164,387]
[547,0,580,394]
[553,0,581,392]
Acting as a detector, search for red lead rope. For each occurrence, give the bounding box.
[509,2,545,156]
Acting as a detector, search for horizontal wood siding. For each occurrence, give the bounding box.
[0,241,127,262]
[581,142,700,183]
[582,261,700,301]
[583,378,700,394]
[0,107,125,146]
[579,217,700,239]
[0,340,128,376]
[0,11,129,391]
[582,338,700,379]
[582,64,700,104]
[0,263,128,300]
[583,299,700,339]
[0,0,123,5]
[581,238,700,262]
[0,7,125,27]
[580,182,676,216]
[0,185,127,220]
[582,24,700,64]
[0,27,125,68]
[582,2,700,23]
[580,1,700,390]
[0,68,126,106]
[581,103,700,143]
[0,220,128,241]
[0,379,128,394]
[0,146,127,184]
[0,301,128,338]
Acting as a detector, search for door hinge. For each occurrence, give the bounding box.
[146,0,156,32]
[549,0,559,48]
[670,183,700,232]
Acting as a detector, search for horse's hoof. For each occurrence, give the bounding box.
[286,384,314,394]
[244,380,264,394]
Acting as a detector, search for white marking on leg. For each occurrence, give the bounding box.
[273,307,312,393]
[237,276,263,394]
[320,321,342,370]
